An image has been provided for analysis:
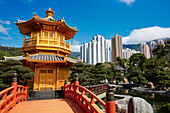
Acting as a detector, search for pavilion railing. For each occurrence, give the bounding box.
[0,73,28,113]
[64,74,116,113]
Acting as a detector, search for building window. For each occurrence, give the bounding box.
[44,32,48,36]
[49,33,53,37]
[40,70,46,73]
[48,70,53,73]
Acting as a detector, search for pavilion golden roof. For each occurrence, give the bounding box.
[15,8,78,40]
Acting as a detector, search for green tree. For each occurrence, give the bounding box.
[127,66,147,85]
[84,64,95,85]
[69,63,89,86]
[129,53,147,72]
[144,40,170,88]
[0,60,35,89]
[104,62,116,83]
[92,63,107,84]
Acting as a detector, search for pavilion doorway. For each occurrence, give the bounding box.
[39,68,55,91]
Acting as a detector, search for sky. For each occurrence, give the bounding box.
[0,0,170,52]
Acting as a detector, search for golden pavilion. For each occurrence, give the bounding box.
[5,8,81,91]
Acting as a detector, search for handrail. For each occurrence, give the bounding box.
[85,84,107,95]
[64,84,105,113]
[0,85,27,113]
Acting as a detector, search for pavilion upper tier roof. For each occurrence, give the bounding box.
[15,8,78,40]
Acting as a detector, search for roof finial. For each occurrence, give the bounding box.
[33,13,38,18]
[45,7,55,19]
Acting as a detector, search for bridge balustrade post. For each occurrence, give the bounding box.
[74,73,79,86]
[25,85,28,101]
[11,73,17,107]
[105,84,116,113]
[64,79,67,98]
[24,80,28,101]
[74,73,79,102]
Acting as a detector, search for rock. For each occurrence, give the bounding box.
[115,95,132,112]
[116,104,128,113]
[128,97,153,113]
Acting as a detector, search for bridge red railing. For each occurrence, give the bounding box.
[64,74,116,113]
[64,84,105,113]
[0,73,28,113]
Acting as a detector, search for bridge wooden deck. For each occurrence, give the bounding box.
[9,99,84,113]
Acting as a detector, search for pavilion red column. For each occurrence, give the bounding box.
[105,84,116,113]
[11,73,17,107]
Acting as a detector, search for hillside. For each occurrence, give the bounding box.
[0,46,24,60]
[123,38,170,51]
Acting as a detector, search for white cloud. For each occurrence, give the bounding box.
[122,26,170,44]
[0,24,11,36]
[71,39,80,52]
[0,20,10,25]
[72,39,80,45]
[119,0,135,5]
[0,36,12,40]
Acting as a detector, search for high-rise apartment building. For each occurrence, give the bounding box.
[140,43,150,59]
[150,41,157,57]
[80,35,111,65]
[111,34,123,63]
[123,48,140,59]
[157,40,165,46]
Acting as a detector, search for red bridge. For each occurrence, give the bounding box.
[0,73,116,113]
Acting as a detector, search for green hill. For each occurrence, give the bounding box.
[0,45,24,60]
[123,38,170,51]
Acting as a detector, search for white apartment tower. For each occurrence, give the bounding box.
[123,48,140,59]
[157,40,165,46]
[140,43,150,59]
[150,41,157,57]
[80,34,111,65]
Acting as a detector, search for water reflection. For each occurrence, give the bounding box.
[125,89,128,94]
[114,88,170,112]
[149,93,155,99]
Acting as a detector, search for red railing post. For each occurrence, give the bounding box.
[74,73,79,86]
[24,80,28,101]
[74,73,79,102]
[64,79,67,98]
[105,84,116,113]
[11,73,17,107]
[25,85,28,101]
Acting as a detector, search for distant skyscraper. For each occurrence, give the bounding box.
[140,43,150,59]
[123,48,140,59]
[150,41,156,57]
[80,34,111,65]
[157,40,165,46]
[111,34,123,62]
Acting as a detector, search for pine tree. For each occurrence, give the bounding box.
[0,60,35,89]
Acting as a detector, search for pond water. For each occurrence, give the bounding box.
[97,88,170,112]
[114,88,170,111]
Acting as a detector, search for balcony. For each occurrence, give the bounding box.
[22,37,71,52]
